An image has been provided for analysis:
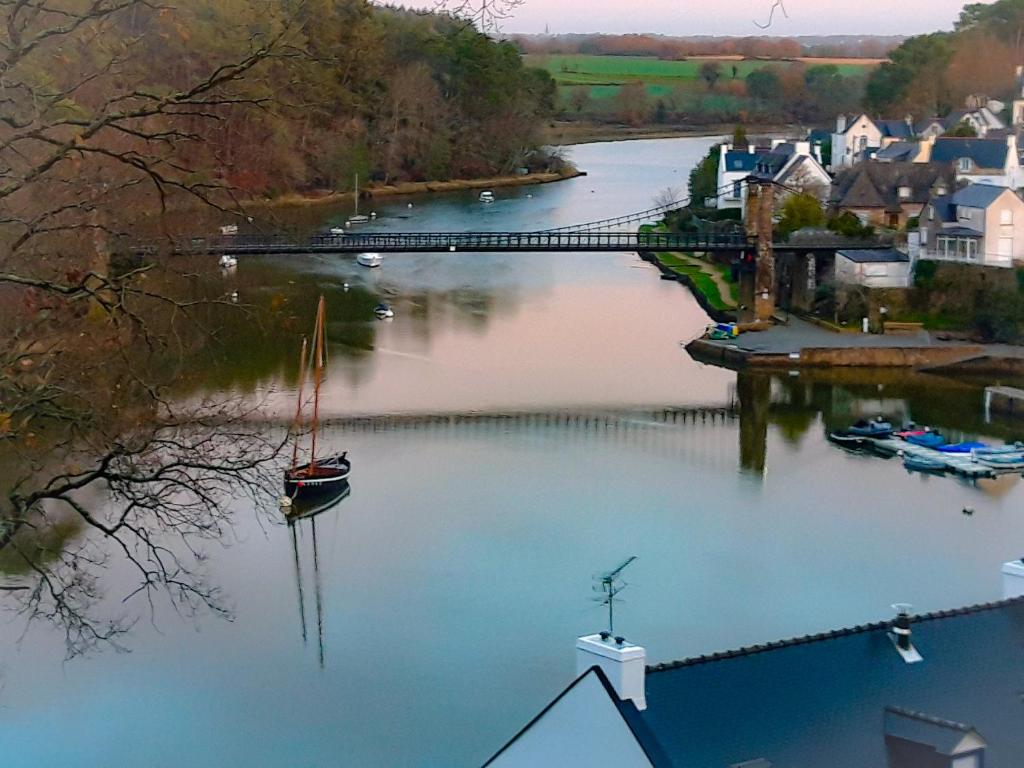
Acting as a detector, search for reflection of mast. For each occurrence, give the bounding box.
[290,522,308,645]
[312,516,326,669]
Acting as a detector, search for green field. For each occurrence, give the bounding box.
[524,54,877,84]
[524,53,878,113]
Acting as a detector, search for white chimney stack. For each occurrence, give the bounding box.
[1002,559,1024,599]
[837,114,848,133]
[576,633,646,710]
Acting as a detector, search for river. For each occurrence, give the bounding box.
[3,137,1024,767]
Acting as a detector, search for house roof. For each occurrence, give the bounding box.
[831,161,955,212]
[876,119,915,139]
[947,183,1008,209]
[875,142,919,162]
[931,137,1009,170]
[915,117,944,134]
[836,248,909,263]
[723,151,758,173]
[631,596,1024,768]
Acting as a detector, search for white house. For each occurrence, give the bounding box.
[715,140,829,217]
[834,249,911,288]
[714,143,758,211]
[920,184,1024,267]
[927,135,1023,188]
[831,114,915,169]
[485,563,1024,768]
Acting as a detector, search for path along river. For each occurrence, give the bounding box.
[4,138,1024,767]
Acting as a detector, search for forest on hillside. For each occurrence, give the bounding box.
[4,0,557,201]
[866,0,1024,116]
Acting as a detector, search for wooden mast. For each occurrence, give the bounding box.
[290,336,309,472]
[309,295,326,472]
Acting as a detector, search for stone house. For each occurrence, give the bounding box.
[830,161,955,229]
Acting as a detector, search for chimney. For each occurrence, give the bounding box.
[576,633,647,710]
[1002,559,1024,599]
[837,114,848,133]
[888,604,922,664]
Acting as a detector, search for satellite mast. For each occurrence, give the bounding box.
[592,556,637,635]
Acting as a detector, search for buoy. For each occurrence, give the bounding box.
[407,203,413,209]
[230,290,239,303]
[246,216,254,223]
[279,496,293,508]
[343,282,350,291]
[371,211,377,219]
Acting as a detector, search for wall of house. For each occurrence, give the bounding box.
[832,115,882,169]
[487,672,654,768]
[716,144,751,211]
[836,257,911,288]
[983,192,1024,266]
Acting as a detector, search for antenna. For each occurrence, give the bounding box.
[592,556,637,635]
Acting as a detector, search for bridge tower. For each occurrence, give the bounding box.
[744,179,776,323]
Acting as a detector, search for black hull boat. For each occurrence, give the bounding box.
[284,295,351,506]
[285,478,351,522]
[284,453,351,502]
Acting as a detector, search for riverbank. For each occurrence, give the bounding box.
[252,169,586,208]
[685,316,1024,372]
[543,120,794,146]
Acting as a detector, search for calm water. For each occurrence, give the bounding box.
[4,138,1024,767]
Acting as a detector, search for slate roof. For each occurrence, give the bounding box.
[931,138,1009,170]
[836,248,909,263]
[947,183,1008,209]
[875,142,919,162]
[877,119,916,140]
[723,151,758,173]
[631,597,1024,768]
[831,161,955,212]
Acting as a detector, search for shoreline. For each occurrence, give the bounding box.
[250,169,586,208]
[542,121,797,146]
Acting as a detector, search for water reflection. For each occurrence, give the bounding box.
[287,481,352,668]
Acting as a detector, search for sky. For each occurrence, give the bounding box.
[418,0,987,36]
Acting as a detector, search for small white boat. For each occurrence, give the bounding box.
[479,190,495,203]
[329,226,346,236]
[346,214,369,226]
[219,224,238,236]
[357,252,383,268]
[218,255,238,269]
[374,302,394,319]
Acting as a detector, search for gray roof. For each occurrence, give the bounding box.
[947,183,1008,209]
[876,119,915,139]
[489,596,1024,768]
[831,161,955,211]
[836,248,909,263]
[931,138,1008,169]
[724,151,758,173]
[634,597,1024,767]
[875,142,919,162]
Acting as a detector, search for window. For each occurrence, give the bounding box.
[858,136,868,151]
[733,181,742,200]
[1001,209,1014,225]
[898,186,911,199]
[959,157,973,172]
[958,206,971,222]
[928,206,935,221]
[936,185,948,196]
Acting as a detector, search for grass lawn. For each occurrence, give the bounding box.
[525,54,877,85]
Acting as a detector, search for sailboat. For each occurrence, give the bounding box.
[346,173,369,227]
[284,296,351,504]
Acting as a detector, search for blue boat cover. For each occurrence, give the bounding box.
[937,441,988,454]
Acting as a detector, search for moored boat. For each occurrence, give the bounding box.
[374,302,394,319]
[902,454,947,474]
[479,190,495,203]
[357,252,383,268]
[828,431,868,447]
[904,431,946,449]
[973,442,1024,456]
[218,254,238,269]
[973,452,1024,470]
[284,296,351,504]
[937,441,989,454]
[847,418,893,438]
[219,224,238,236]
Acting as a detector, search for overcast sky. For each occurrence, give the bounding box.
[423,0,985,36]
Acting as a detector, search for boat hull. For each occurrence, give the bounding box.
[357,253,383,268]
[284,454,351,501]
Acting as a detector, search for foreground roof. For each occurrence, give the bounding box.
[831,161,954,211]
[635,597,1024,767]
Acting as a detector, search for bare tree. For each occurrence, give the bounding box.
[0,0,298,657]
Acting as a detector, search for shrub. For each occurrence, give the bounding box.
[914,259,938,289]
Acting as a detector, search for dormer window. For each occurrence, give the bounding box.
[898,186,911,200]
[935,185,948,196]
[959,157,973,172]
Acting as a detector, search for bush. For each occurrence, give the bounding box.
[914,259,938,289]
[827,211,875,238]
